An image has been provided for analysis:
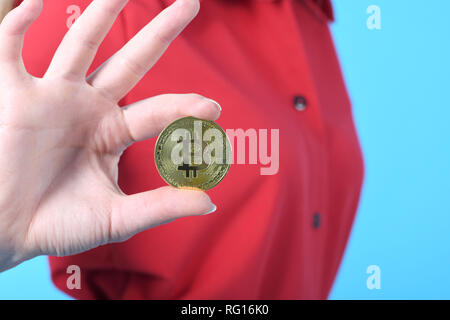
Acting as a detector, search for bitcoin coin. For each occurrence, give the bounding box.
[154,116,232,191]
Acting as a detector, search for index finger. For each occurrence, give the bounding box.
[87,0,200,102]
[45,0,129,80]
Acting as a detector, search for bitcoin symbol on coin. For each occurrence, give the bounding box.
[154,117,231,190]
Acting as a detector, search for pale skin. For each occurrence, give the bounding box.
[0,0,219,272]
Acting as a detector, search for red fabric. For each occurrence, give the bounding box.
[19,0,363,299]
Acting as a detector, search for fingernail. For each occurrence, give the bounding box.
[202,204,217,215]
[206,98,222,112]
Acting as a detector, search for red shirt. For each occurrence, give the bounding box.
[20,0,363,299]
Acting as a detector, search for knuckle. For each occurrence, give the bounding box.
[149,28,172,47]
[79,37,99,52]
[109,197,129,242]
[187,93,206,106]
[120,56,145,79]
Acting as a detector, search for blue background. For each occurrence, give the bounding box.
[0,0,449,299]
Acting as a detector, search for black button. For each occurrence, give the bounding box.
[312,212,321,229]
[293,95,307,111]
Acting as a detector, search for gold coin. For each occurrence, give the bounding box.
[154,116,232,191]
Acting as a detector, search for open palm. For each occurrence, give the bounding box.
[0,0,219,272]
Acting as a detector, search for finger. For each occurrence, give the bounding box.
[119,93,221,147]
[110,186,216,242]
[0,0,42,81]
[87,0,200,101]
[45,0,128,80]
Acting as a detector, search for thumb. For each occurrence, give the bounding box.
[109,186,216,242]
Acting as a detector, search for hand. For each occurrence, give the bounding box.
[0,0,219,272]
